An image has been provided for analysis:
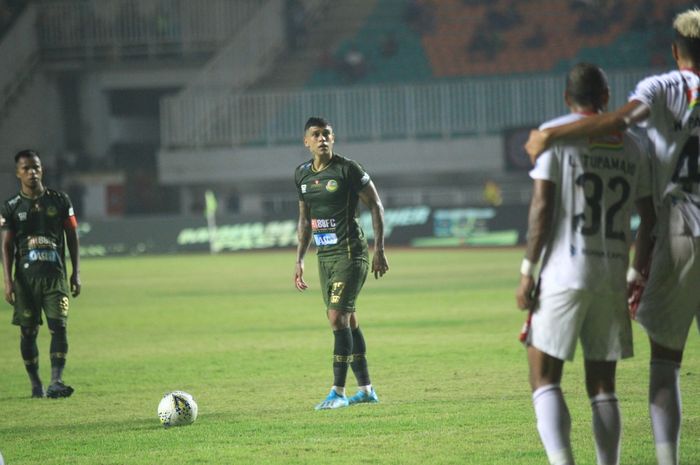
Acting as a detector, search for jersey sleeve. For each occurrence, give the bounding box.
[294,166,304,201]
[528,147,560,183]
[347,160,371,193]
[628,75,661,128]
[60,192,78,229]
[0,202,13,231]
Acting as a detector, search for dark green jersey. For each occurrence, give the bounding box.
[295,154,371,260]
[0,189,75,278]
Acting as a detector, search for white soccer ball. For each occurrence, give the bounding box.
[157,391,198,427]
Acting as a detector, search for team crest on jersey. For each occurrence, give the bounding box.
[326,180,338,192]
[301,184,307,193]
[18,212,27,221]
[47,206,58,217]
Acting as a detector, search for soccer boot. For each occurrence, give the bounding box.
[46,381,74,399]
[314,389,349,410]
[348,388,379,405]
[31,385,45,398]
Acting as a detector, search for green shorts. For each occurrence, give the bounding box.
[12,274,70,327]
[318,257,369,312]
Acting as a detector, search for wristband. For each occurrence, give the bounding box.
[626,267,642,283]
[520,258,537,276]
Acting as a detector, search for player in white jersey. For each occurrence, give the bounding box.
[516,63,655,465]
[524,9,700,465]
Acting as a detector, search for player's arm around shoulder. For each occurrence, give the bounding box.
[358,181,389,279]
[524,100,651,163]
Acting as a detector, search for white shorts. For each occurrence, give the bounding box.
[529,284,633,362]
[636,231,700,351]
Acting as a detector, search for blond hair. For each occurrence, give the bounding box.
[674,8,700,39]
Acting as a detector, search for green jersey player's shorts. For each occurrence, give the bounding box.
[318,256,369,312]
[12,274,70,327]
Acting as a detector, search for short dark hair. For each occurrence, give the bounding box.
[304,116,330,132]
[14,149,40,164]
[565,63,608,110]
[674,32,700,65]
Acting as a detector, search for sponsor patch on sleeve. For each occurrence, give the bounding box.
[68,207,75,216]
[0,215,4,227]
[360,173,370,185]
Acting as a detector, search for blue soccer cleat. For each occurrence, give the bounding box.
[315,389,349,410]
[348,388,379,405]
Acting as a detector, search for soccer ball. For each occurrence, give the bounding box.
[157,391,198,427]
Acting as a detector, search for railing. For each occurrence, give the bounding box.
[37,0,259,60]
[160,69,654,149]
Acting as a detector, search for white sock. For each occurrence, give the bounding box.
[533,384,575,465]
[590,392,620,465]
[359,384,372,393]
[332,386,346,396]
[649,359,681,465]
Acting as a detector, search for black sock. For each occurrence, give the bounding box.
[20,326,41,387]
[351,327,371,386]
[332,328,353,388]
[48,319,68,384]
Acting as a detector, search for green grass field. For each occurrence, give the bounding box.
[0,249,698,465]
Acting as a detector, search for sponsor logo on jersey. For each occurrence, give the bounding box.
[28,236,56,249]
[47,206,58,217]
[28,249,60,263]
[311,218,336,230]
[326,180,338,192]
[301,184,307,194]
[18,212,27,221]
[313,233,338,246]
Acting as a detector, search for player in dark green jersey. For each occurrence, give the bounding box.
[1,150,81,398]
[294,116,389,410]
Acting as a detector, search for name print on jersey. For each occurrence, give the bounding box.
[569,154,637,176]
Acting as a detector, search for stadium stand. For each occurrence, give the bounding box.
[306,0,694,86]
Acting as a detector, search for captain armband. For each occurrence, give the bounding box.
[63,216,78,229]
[520,258,538,277]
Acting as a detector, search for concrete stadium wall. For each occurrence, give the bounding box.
[157,135,504,185]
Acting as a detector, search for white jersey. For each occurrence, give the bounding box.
[531,113,652,293]
[629,69,700,235]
